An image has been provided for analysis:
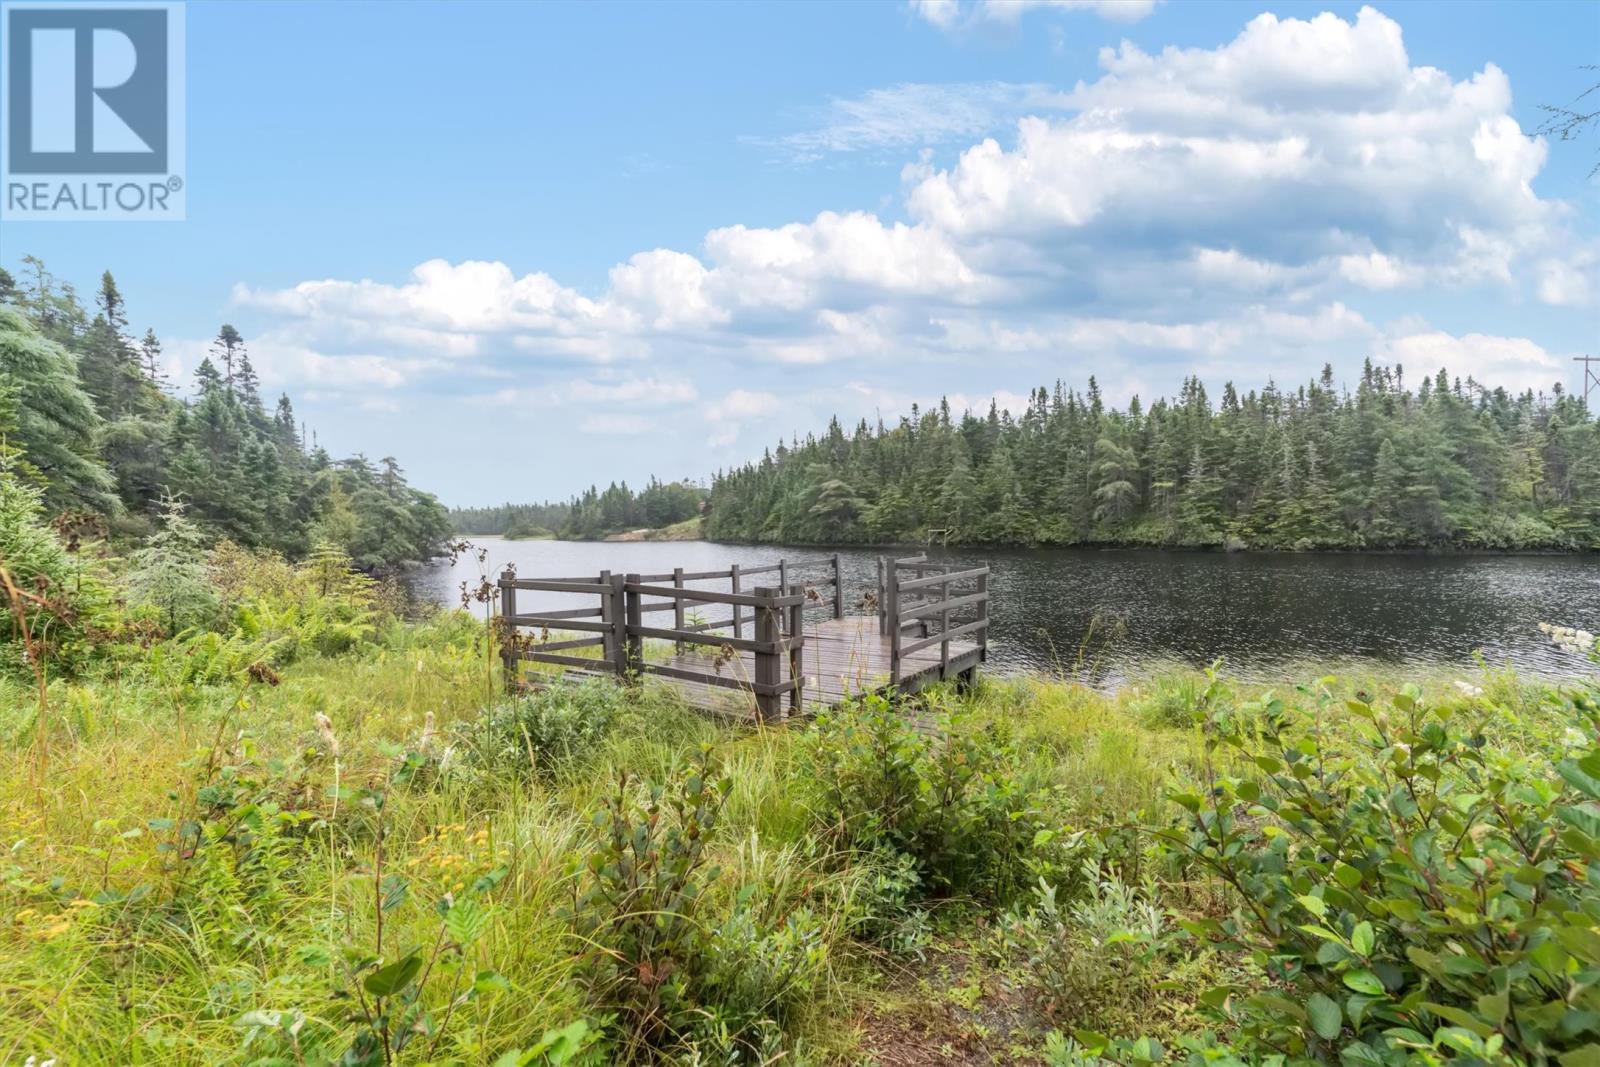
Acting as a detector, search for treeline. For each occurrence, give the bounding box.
[452,477,703,540]
[0,257,449,570]
[705,364,1599,550]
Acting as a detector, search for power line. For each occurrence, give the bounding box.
[1578,355,1600,406]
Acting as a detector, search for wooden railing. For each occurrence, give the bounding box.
[498,554,847,721]
[880,555,989,684]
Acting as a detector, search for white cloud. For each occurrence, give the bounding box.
[1372,329,1567,395]
[748,82,1070,161]
[231,6,1584,418]
[1537,251,1597,308]
[912,0,1157,33]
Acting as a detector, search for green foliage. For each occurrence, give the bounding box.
[805,693,1059,903]
[452,477,705,541]
[0,457,114,674]
[704,365,1600,549]
[4,257,450,569]
[126,495,218,635]
[1162,682,1600,1065]
[574,747,733,1057]
[0,305,115,512]
[465,680,626,778]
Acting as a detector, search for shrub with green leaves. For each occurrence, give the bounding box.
[1162,682,1600,1065]
[465,679,625,778]
[805,692,1058,903]
[573,746,732,1058]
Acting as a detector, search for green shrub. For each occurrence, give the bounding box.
[574,746,732,1058]
[1161,682,1600,1064]
[465,679,624,778]
[0,457,116,676]
[805,692,1059,903]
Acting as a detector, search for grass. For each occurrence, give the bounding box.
[0,610,1592,1065]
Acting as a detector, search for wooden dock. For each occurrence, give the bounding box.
[498,554,989,720]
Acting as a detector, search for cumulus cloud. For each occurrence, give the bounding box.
[232,6,1583,417]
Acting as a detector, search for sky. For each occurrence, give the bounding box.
[2,0,1597,508]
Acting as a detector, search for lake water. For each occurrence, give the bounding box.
[406,538,1598,686]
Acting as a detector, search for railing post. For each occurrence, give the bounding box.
[753,586,782,722]
[601,566,611,668]
[730,562,743,639]
[831,553,844,619]
[624,573,644,680]
[886,564,901,685]
[940,572,951,678]
[787,583,805,717]
[977,569,989,662]
[876,557,886,636]
[608,571,628,677]
[499,566,517,689]
[673,566,685,650]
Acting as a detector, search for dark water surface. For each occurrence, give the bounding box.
[406,538,1597,685]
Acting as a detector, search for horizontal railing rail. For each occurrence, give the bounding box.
[881,556,990,686]
[501,560,839,722]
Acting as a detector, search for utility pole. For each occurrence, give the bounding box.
[1578,355,1600,406]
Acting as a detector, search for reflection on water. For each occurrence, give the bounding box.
[406,538,1599,685]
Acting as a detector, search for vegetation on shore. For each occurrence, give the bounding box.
[4,445,1599,1063]
[705,365,1598,551]
[1,259,449,570]
[451,479,704,543]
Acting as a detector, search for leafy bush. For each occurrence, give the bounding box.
[805,693,1058,903]
[574,746,732,1058]
[1161,682,1600,1064]
[465,679,625,778]
[1004,863,1171,1033]
[0,457,116,676]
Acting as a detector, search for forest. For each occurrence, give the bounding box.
[451,477,704,540]
[705,365,1599,550]
[0,257,449,570]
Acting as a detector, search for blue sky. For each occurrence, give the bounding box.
[3,0,1597,507]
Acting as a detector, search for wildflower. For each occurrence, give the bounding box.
[419,711,437,753]
[315,713,340,758]
[1453,680,1484,697]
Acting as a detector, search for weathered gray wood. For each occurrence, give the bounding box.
[625,583,804,609]
[522,651,613,670]
[522,636,605,653]
[876,557,886,635]
[753,586,783,722]
[787,583,805,716]
[499,566,517,687]
[509,578,611,594]
[624,573,644,678]
[899,590,989,622]
[673,567,685,640]
[598,569,614,663]
[940,573,951,676]
[831,554,844,619]
[897,566,988,592]
[625,623,799,655]
[900,618,989,657]
[887,564,901,684]
[640,661,795,696]
[976,571,989,660]
[609,572,629,675]
[511,607,603,622]
[730,562,743,639]
[509,617,613,635]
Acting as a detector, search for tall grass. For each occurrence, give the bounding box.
[0,608,1591,1064]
